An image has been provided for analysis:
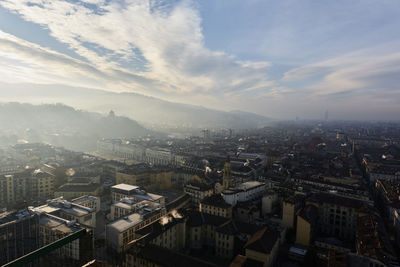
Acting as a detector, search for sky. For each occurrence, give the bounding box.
[0,0,399,120]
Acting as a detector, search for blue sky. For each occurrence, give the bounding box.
[0,0,399,120]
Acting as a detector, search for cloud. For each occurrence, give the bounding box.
[281,43,400,97]
[0,30,156,93]
[0,0,273,97]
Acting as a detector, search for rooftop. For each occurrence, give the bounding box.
[245,228,280,254]
[201,194,231,209]
[111,183,139,191]
[108,213,142,233]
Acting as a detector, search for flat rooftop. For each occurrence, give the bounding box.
[108,213,142,233]
[111,183,139,191]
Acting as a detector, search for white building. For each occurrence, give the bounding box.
[106,208,165,252]
[111,184,165,206]
[110,198,165,221]
[32,197,97,228]
[222,181,268,206]
[262,191,278,216]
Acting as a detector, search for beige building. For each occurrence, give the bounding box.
[55,182,101,199]
[295,205,318,246]
[0,169,55,204]
[183,182,214,205]
[222,157,232,190]
[71,195,101,213]
[32,169,56,199]
[200,194,232,219]
[239,228,280,267]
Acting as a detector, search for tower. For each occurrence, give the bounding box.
[222,156,232,190]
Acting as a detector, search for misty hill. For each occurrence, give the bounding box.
[0,102,152,151]
[0,83,272,130]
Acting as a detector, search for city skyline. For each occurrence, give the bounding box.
[0,0,399,120]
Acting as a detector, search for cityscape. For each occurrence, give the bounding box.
[1,120,400,266]
[1,0,400,267]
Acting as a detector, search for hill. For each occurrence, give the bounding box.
[0,83,272,130]
[0,102,152,151]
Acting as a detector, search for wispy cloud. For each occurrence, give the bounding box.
[0,0,273,97]
[282,43,400,97]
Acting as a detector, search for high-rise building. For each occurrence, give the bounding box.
[0,210,40,265]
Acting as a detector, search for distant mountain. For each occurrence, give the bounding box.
[0,102,152,151]
[0,83,272,130]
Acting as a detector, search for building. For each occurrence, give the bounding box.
[31,197,97,228]
[282,195,306,229]
[110,198,166,221]
[38,213,94,264]
[124,244,218,267]
[115,164,174,189]
[0,210,40,266]
[200,194,233,219]
[31,169,56,199]
[240,228,281,267]
[111,184,165,206]
[222,181,268,206]
[222,156,233,190]
[134,213,186,250]
[0,173,22,203]
[106,208,166,252]
[234,201,261,223]
[55,182,101,199]
[71,195,101,213]
[306,192,371,240]
[295,204,318,246]
[262,190,278,216]
[183,181,214,205]
[0,169,55,204]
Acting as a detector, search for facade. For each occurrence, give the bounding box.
[134,214,187,251]
[200,194,232,219]
[116,165,174,189]
[97,139,187,167]
[39,213,94,263]
[222,181,268,206]
[32,169,56,199]
[222,156,232,190]
[55,182,101,199]
[183,182,214,205]
[262,191,278,216]
[71,195,101,213]
[306,192,371,240]
[0,210,40,266]
[295,205,318,246]
[242,228,280,267]
[0,169,55,204]
[106,208,166,252]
